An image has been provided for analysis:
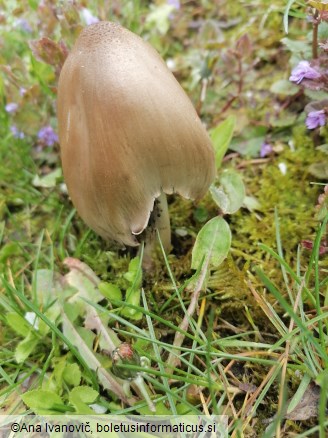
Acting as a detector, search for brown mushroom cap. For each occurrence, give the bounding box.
[57,21,216,247]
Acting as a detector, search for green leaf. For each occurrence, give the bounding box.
[270,79,298,96]
[287,373,312,414]
[11,283,98,388]
[316,144,328,154]
[193,206,209,223]
[145,4,174,35]
[69,386,98,404]
[0,241,21,263]
[316,368,328,387]
[63,363,82,387]
[191,217,231,269]
[22,389,63,410]
[209,115,236,168]
[32,168,62,188]
[308,0,328,11]
[15,332,39,363]
[75,326,96,350]
[28,0,39,10]
[210,170,245,214]
[69,386,98,414]
[98,282,122,301]
[121,287,143,320]
[243,195,261,212]
[318,21,328,39]
[304,89,328,101]
[121,256,143,319]
[309,162,328,179]
[270,111,297,128]
[136,400,172,415]
[33,269,61,327]
[281,37,311,54]
[6,313,33,337]
[229,126,267,157]
[63,302,80,323]
[33,269,56,304]
[124,256,142,287]
[176,402,194,414]
[52,357,66,389]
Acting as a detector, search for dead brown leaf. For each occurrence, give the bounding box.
[285,383,320,421]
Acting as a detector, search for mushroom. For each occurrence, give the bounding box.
[57,21,215,261]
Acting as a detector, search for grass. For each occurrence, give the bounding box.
[0,0,328,436]
[1,213,327,435]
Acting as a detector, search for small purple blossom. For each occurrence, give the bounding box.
[167,0,180,9]
[19,87,26,96]
[81,8,99,26]
[37,125,58,147]
[305,110,326,129]
[5,102,18,113]
[10,125,25,139]
[289,61,321,84]
[14,18,32,33]
[260,142,273,158]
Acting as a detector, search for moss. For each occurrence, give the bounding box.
[229,126,326,287]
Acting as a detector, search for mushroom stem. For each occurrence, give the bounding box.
[142,191,171,269]
[155,191,171,253]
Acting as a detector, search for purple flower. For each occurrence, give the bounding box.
[289,61,321,84]
[81,8,99,26]
[305,110,326,129]
[167,0,180,9]
[37,125,58,146]
[260,142,273,158]
[14,18,32,33]
[10,125,25,139]
[5,102,18,113]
